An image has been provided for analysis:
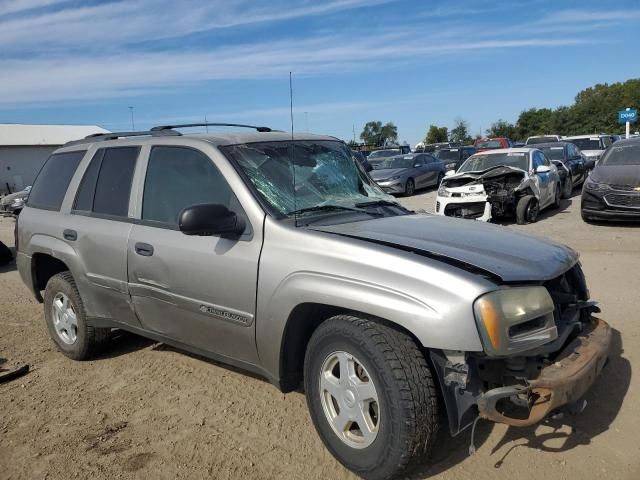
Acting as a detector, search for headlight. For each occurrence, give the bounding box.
[446,163,456,169]
[584,180,609,191]
[474,287,556,356]
[437,186,451,197]
[11,198,25,206]
[389,175,402,181]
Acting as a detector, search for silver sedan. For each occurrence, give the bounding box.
[369,153,446,196]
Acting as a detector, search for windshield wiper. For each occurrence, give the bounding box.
[287,204,383,217]
[355,199,401,208]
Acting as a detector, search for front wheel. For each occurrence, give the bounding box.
[516,195,539,224]
[552,182,561,209]
[304,315,439,480]
[404,178,415,196]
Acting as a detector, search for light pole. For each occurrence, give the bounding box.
[128,106,135,131]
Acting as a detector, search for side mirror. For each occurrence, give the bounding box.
[445,170,455,177]
[179,203,245,237]
[535,165,551,174]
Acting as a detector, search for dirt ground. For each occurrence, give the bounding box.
[1,189,639,480]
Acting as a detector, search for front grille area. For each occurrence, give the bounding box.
[444,201,486,219]
[544,263,589,325]
[605,193,640,208]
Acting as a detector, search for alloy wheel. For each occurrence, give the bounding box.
[319,351,380,449]
[51,292,78,344]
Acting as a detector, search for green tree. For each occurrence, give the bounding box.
[425,124,448,144]
[486,119,516,139]
[450,118,472,144]
[360,121,398,147]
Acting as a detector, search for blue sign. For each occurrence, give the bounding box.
[618,109,638,123]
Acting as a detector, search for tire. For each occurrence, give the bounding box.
[562,177,573,199]
[43,271,110,360]
[404,178,415,196]
[516,195,539,225]
[304,315,439,480]
[435,173,444,187]
[552,182,561,209]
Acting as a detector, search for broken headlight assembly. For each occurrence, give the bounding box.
[474,286,557,356]
[437,185,451,197]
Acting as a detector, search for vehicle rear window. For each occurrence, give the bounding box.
[526,136,559,145]
[27,150,85,210]
[566,138,603,151]
[72,147,139,217]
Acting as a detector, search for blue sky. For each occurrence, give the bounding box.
[0,0,638,145]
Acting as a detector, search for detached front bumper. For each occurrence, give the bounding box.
[435,195,491,221]
[477,318,611,427]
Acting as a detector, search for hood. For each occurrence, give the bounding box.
[311,214,578,283]
[370,168,407,180]
[591,165,640,187]
[442,165,526,187]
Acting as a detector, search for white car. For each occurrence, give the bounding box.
[525,134,564,145]
[435,148,562,224]
[563,135,612,166]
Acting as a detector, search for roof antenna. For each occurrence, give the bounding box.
[289,72,298,226]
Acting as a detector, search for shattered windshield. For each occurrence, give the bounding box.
[458,152,529,173]
[375,157,414,169]
[222,140,397,218]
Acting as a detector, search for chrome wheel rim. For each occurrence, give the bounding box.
[319,351,380,449]
[51,292,78,345]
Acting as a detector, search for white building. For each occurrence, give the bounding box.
[0,124,109,194]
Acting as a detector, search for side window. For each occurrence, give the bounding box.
[602,136,612,148]
[27,150,85,210]
[414,156,424,165]
[73,147,139,217]
[532,152,543,169]
[142,146,237,226]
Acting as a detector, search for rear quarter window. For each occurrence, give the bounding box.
[27,150,86,210]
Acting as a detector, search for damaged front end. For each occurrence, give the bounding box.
[437,166,539,221]
[430,263,612,435]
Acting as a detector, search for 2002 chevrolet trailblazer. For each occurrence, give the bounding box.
[16,124,611,480]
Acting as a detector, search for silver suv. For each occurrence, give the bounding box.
[16,124,611,480]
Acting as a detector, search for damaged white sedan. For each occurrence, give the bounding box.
[435,148,562,224]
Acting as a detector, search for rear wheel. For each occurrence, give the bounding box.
[516,195,539,224]
[435,172,444,187]
[43,272,110,360]
[552,182,562,208]
[404,178,415,196]
[562,177,573,199]
[304,315,439,480]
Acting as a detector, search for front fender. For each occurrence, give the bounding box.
[257,270,484,381]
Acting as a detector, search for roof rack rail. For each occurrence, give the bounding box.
[63,129,181,147]
[150,123,273,133]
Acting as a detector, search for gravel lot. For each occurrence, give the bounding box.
[1,189,639,480]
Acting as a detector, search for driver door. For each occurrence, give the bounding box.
[126,145,262,364]
[533,151,552,206]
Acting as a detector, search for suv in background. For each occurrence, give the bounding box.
[473,137,512,151]
[525,135,564,145]
[564,135,612,166]
[434,146,476,171]
[417,141,462,153]
[16,124,611,480]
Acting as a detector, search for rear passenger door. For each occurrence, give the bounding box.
[126,145,262,364]
[64,146,142,327]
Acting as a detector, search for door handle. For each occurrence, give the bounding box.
[63,229,77,241]
[135,242,154,257]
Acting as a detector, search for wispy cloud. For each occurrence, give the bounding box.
[0,2,636,106]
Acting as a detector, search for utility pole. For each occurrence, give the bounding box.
[128,106,135,131]
[352,124,356,143]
